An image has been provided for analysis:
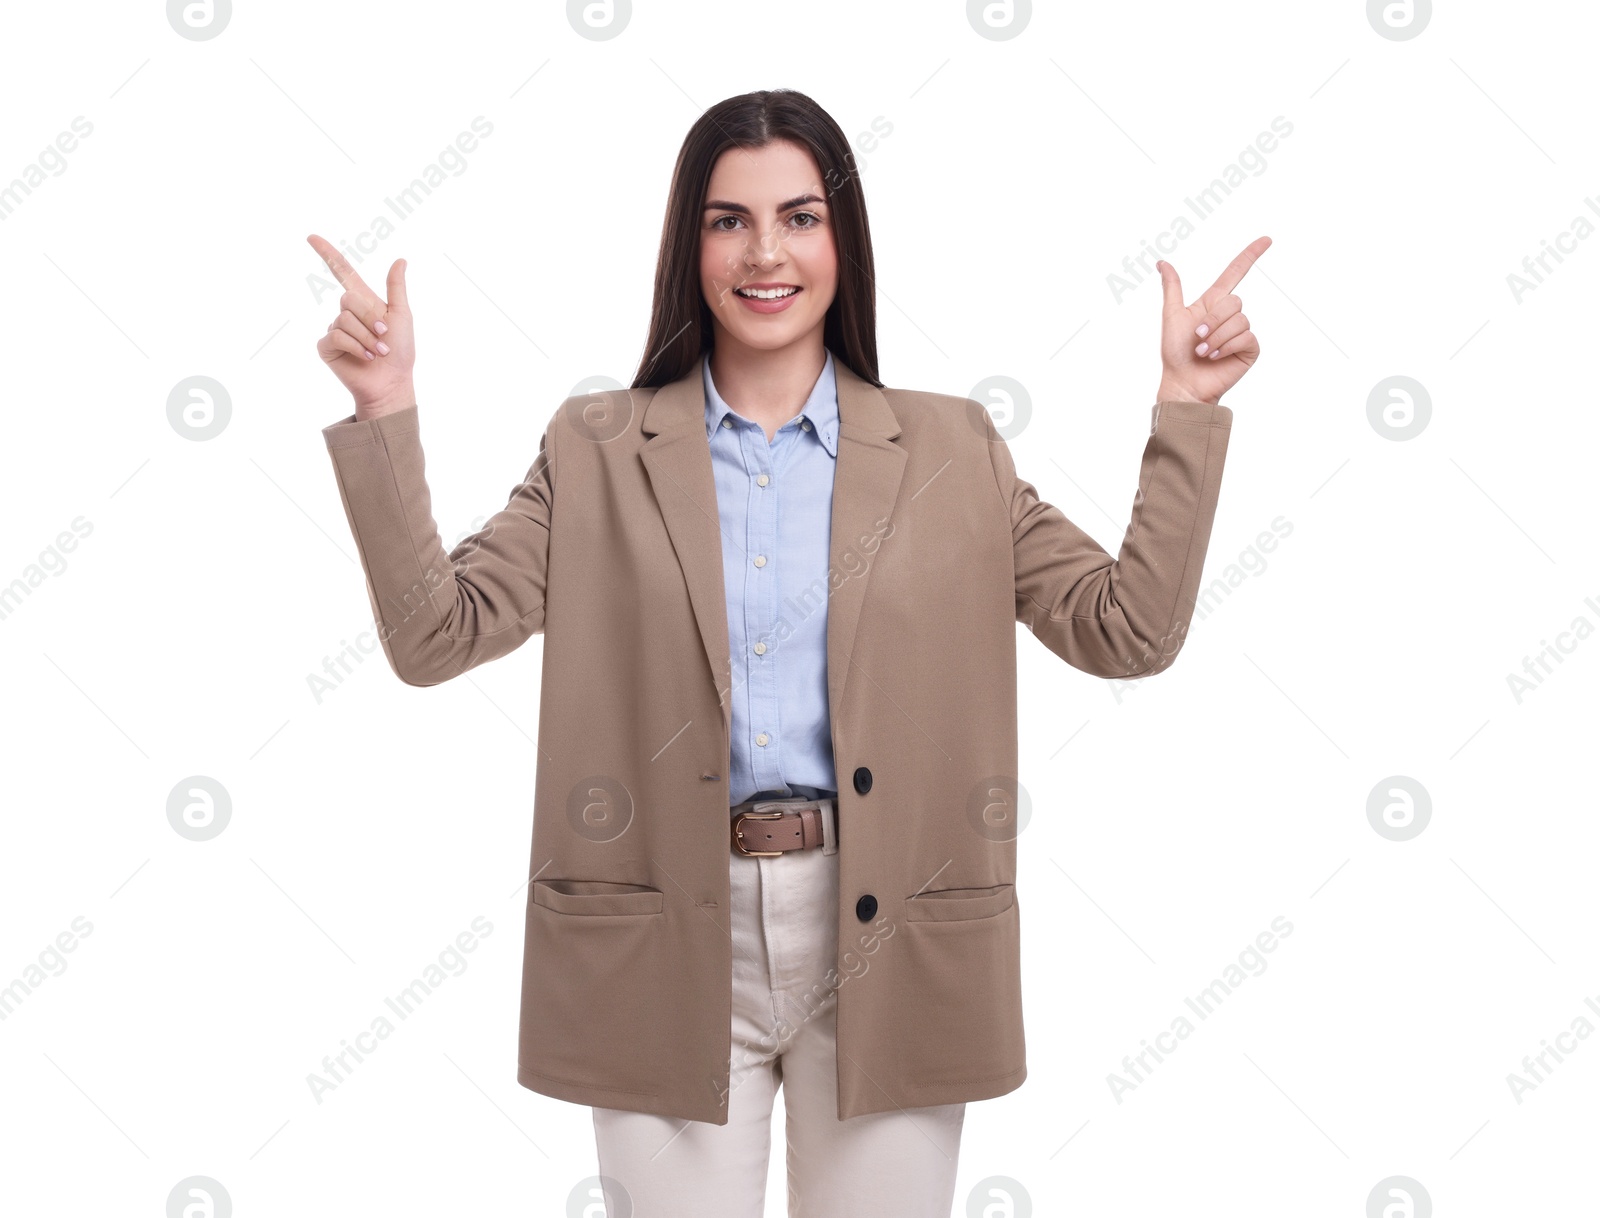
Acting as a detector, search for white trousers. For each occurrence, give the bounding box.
[591,830,967,1216]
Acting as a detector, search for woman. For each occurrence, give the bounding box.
[310,88,1265,1217]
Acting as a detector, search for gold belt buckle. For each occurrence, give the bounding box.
[732,808,788,857]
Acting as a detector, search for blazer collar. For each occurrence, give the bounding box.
[638,349,906,747]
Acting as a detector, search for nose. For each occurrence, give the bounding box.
[747,223,784,265]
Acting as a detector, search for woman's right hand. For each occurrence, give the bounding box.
[308,234,416,421]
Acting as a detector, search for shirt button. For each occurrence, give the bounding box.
[753,555,767,568]
[755,733,769,746]
[801,420,811,431]
[756,474,769,486]
[721,418,733,428]
[753,642,766,655]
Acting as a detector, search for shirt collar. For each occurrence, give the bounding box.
[702,348,840,457]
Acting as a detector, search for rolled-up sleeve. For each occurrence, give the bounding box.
[982,398,1232,679]
[321,404,559,687]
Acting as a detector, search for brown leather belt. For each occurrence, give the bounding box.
[730,795,835,857]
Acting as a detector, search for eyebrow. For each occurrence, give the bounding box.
[703,193,826,215]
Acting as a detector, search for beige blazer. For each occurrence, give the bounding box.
[320,353,1233,1124]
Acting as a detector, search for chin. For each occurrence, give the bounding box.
[732,326,810,351]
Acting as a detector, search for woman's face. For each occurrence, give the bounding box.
[699,139,839,355]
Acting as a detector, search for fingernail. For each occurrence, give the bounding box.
[364,350,374,360]
[374,319,388,335]
[1195,324,1209,338]
[1195,342,1208,356]
[1208,350,1221,359]
[376,341,390,355]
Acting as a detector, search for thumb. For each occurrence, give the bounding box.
[386,258,409,313]
[1156,259,1184,317]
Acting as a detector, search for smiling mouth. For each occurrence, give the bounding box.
[734,286,800,300]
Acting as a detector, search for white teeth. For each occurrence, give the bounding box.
[736,286,798,300]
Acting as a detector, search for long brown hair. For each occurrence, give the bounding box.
[630,89,881,390]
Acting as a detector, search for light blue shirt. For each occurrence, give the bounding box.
[702,349,841,807]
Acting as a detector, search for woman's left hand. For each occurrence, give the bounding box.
[1154,235,1271,405]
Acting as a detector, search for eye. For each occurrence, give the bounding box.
[791,211,822,229]
[711,215,742,231]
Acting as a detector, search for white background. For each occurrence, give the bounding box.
[1,0,1594,1214]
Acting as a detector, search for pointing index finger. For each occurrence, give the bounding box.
[1203,235,1273,302]
[307,233,380,307]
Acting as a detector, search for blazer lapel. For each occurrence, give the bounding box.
[640,373,735,734]
[639,353,905,744]
[824,360,905,727]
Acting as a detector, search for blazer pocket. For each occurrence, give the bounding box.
[532,878,664,917]
[894,881,1023,1086]
[522,879,668,1093]
[903,882,1015,923]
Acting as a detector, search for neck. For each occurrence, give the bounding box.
[708,334,828,437]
